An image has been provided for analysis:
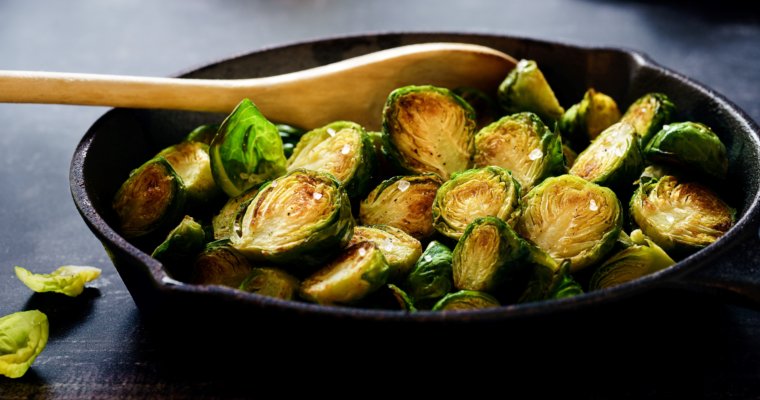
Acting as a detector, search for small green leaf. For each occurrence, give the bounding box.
[15,265,101,297]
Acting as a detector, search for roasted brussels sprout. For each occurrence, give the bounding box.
[185,124,219,145]
[387,284,417,312]
[451,217,530,292]
[287,121,375,198]
[473,112,564,191]
[643,122,728,180]
[497,59,565,124]
[158,140,220,204]
[15,265,101,297]
[0,310,48,378]
[569,122,643,188]
[517,175,622,272]
[620,93,675,145]
[519,260,583,303]
[112,157,186,238]
[630,175,734,253]
[238,267,299,300]
[232,169,354,267]
[590,237,675,290]
[209,98,287,197]
[359,174,443,239]
[211,186,259,240]
[402,241,454,307]
[453,86,500,130]
[382,85,476,180]
[190,240,253,287]
[560,88,621,142]
[276,123,305,158]
[300,241,390,305]
[432,290,500,311]
[151,216,207,272]
[348,225,422,280]
[432,166,521,240]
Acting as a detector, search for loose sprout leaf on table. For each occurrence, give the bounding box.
[0,310,48,378]
[15,265,102,297]
[109,56,736,311]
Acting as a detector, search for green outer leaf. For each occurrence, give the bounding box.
[185,124,220,145]
[15,265,101,297]
[238,267,300,300]
[432,290,500,311]
[151,215,207,272]
[211,186,260,240]
[643,121,728,180]
[276,123,306,158]
[0,310,48,378]
[590,239,675,290]
[232,169,355,268]
[287,120,376,198]
[620,93,675,145]
[519,260,583,303]
[112,156,187,238]
[497,59,565,125]
[451,216,531,292]
[432,166,521,240]
[474,112,564,191]
[209,99,287,197]
[402,241,453,306]
[387,284,417,312]
[382,85,476,180]
[570,122,644,188]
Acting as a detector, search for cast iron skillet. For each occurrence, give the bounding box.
[69,32,760,326]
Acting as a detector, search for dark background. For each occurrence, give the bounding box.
[1,1,759,398]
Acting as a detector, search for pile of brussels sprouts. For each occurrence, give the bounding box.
[112,59,734,312]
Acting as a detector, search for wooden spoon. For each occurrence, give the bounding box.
[0,43,516,130]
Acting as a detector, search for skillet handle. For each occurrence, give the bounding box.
[665,224,760,310]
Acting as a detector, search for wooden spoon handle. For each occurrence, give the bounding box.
[0,43,516,129]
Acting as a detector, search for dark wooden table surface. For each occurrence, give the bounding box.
[1,1,759,398]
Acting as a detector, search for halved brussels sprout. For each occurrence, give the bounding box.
[232,169,354,267]
[151,216,207,274]
[299,241,390,305]
[158,140,220,204]
[402,241,453,307]
[451,217,530,292]
[211,186,259,240]
[519,260,583,303]
[239,267,299,300]
[630,175,734,253]
[0,310,48,378]
[276,123,306,158]
[112,157,186,238]
[185,124,220,145]
[287,121,375,198]
[348,225,422,280]
[517,175,622,272]
[643,122,728,180]
[432,166,521,240]
[474,112,564,191]
[209,98,287,197]
[620,93,675,145]
[560,88,621,142]
[590,237,675,290]
[190,240,253,287]
[359,174,443,240]
[453,86,500,130]
[387,284,417,312]
[497,59,565,124]
[15,265,101,297]
[432,290,500,311]
[382,85,476,180]
[569,122,643,188]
